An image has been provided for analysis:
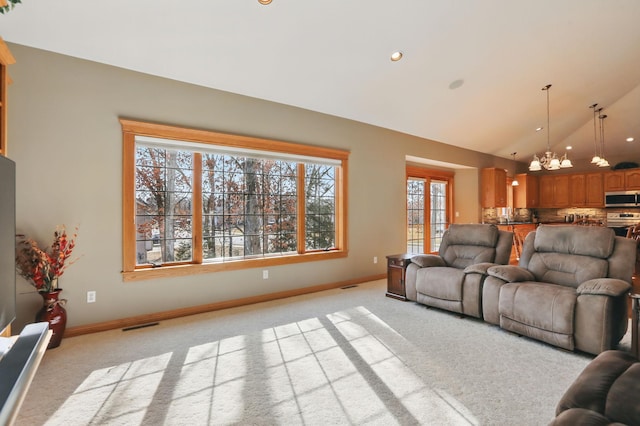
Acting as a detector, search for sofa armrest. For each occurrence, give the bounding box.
[577,278,631,297]
[411,254,446,268]
[463,262,498,275]
[487,265,535,283]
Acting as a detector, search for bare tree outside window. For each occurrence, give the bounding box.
[202,154,299,260]
[305,164,336,250]
[135,146,193,265]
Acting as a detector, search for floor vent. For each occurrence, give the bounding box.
[341,285,358,290]
[122,322,159,331]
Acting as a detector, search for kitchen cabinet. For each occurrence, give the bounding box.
[569,174,586,206]
[539,175,569,208]
[625,169,640,190]
[604,171,626,191]
[514,174,539,208]
[481,168,507,207]
[603,169,640,191]
[568,173,604,207]
[585,173,604,207]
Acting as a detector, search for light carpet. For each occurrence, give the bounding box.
[15,279,631,425]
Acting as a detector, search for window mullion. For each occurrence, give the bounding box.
[193,152,203,264]
[297,163,305,254]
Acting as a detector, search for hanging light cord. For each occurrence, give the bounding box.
[590,104,598,158]
[542,84,551,152]
[600,113,607,159]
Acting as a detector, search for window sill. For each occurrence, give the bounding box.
[122,250,348,282]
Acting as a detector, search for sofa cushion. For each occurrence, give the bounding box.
[444,223,499,247]
[527,252,608,288]
[534,225,615,259]
[442,245,497,269]
[415,267,465,301]
[499,282,576,349]
[439,224,500,269]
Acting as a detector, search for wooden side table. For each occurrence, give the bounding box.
[386,254,413,300]
[631,294,640,359]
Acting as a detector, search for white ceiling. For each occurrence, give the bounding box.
[2,0,640,167]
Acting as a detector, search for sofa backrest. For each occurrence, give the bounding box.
[438,224,512,269]
[519,225,636,287]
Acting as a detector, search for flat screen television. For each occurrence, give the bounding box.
[0,155,50,425]
[0,154,16,336]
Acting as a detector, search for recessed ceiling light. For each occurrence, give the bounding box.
[258,0,272,4]
[536,127,543,132]
[566,146,572,150]
[627,137,635,142]
[390,51,403,61]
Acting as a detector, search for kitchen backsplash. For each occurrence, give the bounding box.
[480,207,640,225]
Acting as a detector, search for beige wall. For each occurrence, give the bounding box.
[6,44,512,331]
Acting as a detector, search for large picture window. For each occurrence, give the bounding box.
[122,120,349,281]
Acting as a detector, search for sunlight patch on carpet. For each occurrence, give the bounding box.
[44,307,478,425]
[44,353,171,425]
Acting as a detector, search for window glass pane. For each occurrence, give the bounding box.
[135,146,193,265]
[305,164,336,250]
[407,179,425,253]
[202,155,298,261]
[430,180,448,252]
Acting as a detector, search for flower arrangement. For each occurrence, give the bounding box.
[15,226,79,293]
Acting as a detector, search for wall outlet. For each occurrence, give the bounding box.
[87,291,96,303]
[373,256,378,264]
[262,270,269,280]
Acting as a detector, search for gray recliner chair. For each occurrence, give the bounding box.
[484,225,636,355]
[405,224,513,318]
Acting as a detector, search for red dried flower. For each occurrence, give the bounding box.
[16,226,79,293]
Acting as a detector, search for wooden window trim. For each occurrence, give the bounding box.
[0,37,16,157]
[121,119,349,281]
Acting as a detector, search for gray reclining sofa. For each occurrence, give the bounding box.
[405,223,513,319]
[406,224,637,355]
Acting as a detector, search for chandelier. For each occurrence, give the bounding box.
[528,84,573,171]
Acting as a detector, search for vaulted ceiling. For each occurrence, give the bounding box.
[2,0,640,168]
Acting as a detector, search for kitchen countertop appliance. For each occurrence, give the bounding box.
[605,212,640,236]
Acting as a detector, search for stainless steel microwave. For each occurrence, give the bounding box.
[604,191,640,207]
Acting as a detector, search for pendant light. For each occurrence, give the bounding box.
[597,113,610,168]
[589,104,601,164]
[529,84,572,171]
[511,152,519,186]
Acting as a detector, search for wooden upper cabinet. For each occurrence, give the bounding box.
[625,169,640,190]
[538,175,554,208]
[481,168,507,207]
[0,37,16,157]
[539,174,569,208]
[569,174,586,206]
[585,173,604,207]
[603,169,640,191]
[604,171,626,191]
[513,173,539,208]
[568,173,604,207]
[554,175,570,207]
